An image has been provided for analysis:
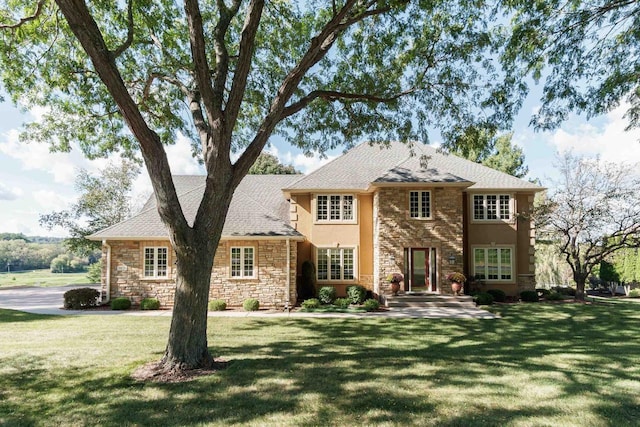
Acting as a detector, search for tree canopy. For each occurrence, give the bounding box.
[39,160,140,256]
[248,152,298,174]
[535,152,640,299]
[502,0,640,131]
[450,127,529,178]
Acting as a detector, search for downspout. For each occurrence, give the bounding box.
[286,237,291,312]
[103,240,111,303]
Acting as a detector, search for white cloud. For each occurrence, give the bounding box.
[547,105,640,165]
[166,133,205,175]
[266,144,336,174]
[0,182,22,200]
[0,129,89,184]
[32,190,73,212]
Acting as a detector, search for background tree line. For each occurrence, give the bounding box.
[0,234,81,272]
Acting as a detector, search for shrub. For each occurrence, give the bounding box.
[334,298,351,309]
[243,298,260,311]
[301,298,320,309]
[552,286,576,296]
[363,298,380,312]
[299,260,316,300]
[346,285,366,304]
[546,291,564,301]
[536,288,551,298]
[110,297,131,310]
[318,286,337,304]
[520,290,539,302]
[63,287,100,309]
[86,260,102,284]
[140,298,160,310]
[474,292,494,306]
[208,299,227,311]
[628,288,640,298]
[486,289,506,303]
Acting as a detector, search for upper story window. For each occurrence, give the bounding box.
[316,194,355,222]
[231,247,255,278]
[409,190,432,219]
[473,194,512,221]
[144,247,168,278]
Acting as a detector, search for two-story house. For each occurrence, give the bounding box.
[90,141,543,307]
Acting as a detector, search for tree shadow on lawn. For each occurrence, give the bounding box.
[0,309,66,324]
[1,303,639,425]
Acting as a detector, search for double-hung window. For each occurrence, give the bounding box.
[144,247,168,278]
[231,247,255,278]
[473,247,512,281]
[473,194,512,221]
[316,195,354,222]
[409,190,432,219]
[317,248,355,281]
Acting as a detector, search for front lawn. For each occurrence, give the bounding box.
[1,302,639,426]
[0,269,91,288]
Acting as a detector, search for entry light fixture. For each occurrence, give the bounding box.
[448,254,456,265]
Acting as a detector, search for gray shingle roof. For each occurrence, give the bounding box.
[89,174,304,240]
[285,141,543,191]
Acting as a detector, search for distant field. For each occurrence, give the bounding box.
[0,269,93,288]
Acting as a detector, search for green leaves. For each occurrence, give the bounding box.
[501,0,640,131]
[0,0,523,160]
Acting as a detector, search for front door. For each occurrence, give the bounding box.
[404,248,437,293]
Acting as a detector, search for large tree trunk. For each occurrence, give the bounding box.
[574,272,587,301]
[160,240,216,371]
[158,177,234,372]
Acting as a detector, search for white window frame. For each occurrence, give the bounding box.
[314,194,356,223]
[472,246,514,282]
[409,190,432,219]
[316,247,356,282]
[230,246,256,279]
[143,246,168,278]
[472,194,513,221]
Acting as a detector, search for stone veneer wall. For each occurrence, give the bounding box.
[103,239,297,309]
[374,187,465,296]
[517,274,536,294]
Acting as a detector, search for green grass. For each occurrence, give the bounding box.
[0,269,91,288]
[1,302,640,426]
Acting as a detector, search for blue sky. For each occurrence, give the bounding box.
[0,90,638,237]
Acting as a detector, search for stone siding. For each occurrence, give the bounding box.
[375,187,465,295]
[103,239,297,309]
[517,274,536,294]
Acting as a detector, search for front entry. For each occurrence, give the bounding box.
[404,248,437,293]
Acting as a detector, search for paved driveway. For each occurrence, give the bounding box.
[0,285,107,315]
[0,285,498,319]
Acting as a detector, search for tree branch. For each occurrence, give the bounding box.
[280,88,416,120]
[184,0,217,131]
[224,0,264,142]
[54,0,189,244]
[0,0,46,29]
[112,0,134,58]
[232,0,361,182]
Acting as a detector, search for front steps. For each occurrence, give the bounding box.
[384,293,475,308]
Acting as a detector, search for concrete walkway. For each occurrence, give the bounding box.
[0,285,498,319]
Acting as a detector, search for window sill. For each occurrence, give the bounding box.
[314,220,358,225]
